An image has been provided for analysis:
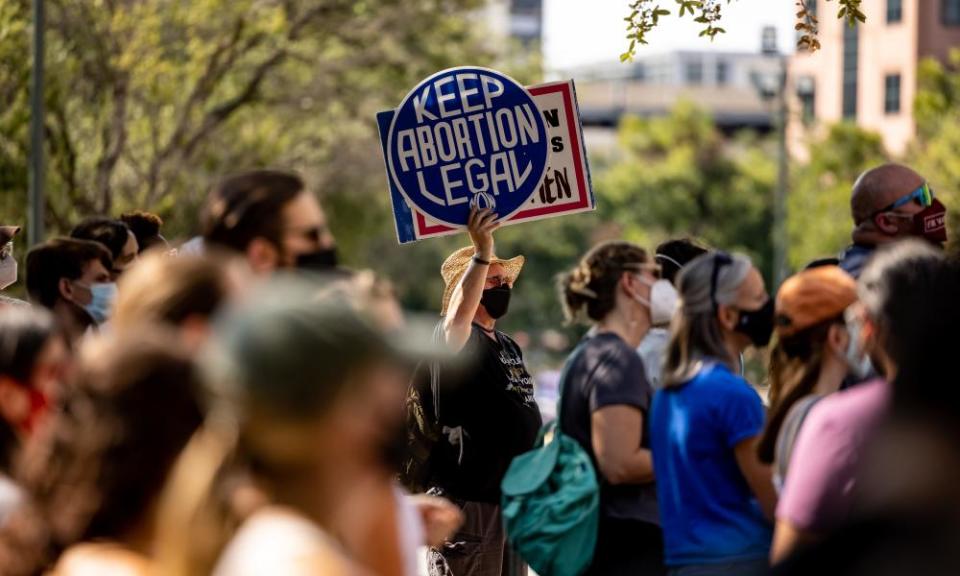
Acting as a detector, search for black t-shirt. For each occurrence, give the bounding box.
[427,325,542,503]
[559,332,659,524]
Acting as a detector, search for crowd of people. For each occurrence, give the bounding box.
[0,162,956,576]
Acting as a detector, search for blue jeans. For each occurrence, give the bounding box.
[668,558,769,576]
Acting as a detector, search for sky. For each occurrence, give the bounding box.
[543,0,798,72]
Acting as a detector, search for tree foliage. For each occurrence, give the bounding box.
[910,51,960,254]
[787,123,886,269]
[621,0,867,61]
[0,0,495,238]
[595,101,776,281]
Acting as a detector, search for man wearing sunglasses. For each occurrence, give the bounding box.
[840,164,948,278]
[202,169,339,275]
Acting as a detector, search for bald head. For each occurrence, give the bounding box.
[851,164,925,225]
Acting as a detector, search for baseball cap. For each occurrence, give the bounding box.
[775,266,857,337]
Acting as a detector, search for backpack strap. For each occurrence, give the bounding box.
[774,394,824,487]
[554,339,591,436]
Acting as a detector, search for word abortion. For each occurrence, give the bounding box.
[392,72,544,208]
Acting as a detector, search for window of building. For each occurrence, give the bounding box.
[885,74,902,114]
[685,60,703,85]
[716,60,729,86]
[887,0,902,22]
[945,0,960,25]
[797,76,816,124]
[842,23,859,119]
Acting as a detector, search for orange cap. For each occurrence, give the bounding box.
[775,266,857,337]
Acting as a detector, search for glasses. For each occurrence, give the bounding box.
[710,252,734,310]
[873,182,934,216]
[286,225,328,244]
[623,262,662,280]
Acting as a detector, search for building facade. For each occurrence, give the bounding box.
[789,0,960,156]
[565,50,784,133]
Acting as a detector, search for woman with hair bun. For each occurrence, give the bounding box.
[557,240,666,575]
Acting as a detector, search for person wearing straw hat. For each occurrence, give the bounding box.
[420,207,541,576]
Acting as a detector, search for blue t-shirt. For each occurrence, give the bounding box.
[650,362,771,566]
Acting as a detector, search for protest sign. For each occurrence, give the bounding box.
[378,79,594,244]
[383,67,549,228]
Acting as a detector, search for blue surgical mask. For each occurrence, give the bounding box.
[75,281,118,325]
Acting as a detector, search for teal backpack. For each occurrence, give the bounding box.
[501,343,599,576]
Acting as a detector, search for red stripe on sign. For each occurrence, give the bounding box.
[415,81,589,235]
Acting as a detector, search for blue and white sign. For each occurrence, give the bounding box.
[385,67,550,227]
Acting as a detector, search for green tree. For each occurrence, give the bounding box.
[0,0,494,238]
[911,51,960,253]
[596,101,777,281]
[786,123,886,269]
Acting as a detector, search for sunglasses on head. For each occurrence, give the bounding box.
[872,182,934,217]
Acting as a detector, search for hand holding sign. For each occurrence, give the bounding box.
[386,67,549,227]
[467,207,500,261]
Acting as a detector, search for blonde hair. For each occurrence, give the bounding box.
[113,250,243,331]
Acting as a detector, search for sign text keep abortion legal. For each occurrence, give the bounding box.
[386,68,549,226]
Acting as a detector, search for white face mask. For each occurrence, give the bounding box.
[0,244,16,290]
[649,279,679,326]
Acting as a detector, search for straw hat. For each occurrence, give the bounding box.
[775,265,857,338]
[440,246,524,316]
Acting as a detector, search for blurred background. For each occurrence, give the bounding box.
[2,0,959,383]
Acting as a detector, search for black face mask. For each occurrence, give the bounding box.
[480,285,512,319]
[296,246,339,271]
[734,299,775,348]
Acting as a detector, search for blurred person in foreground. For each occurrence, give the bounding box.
[839,164,948,278]
[112,250,249,348]
[0,308,70,525]
[405,207,541,576]
[650,252,777,576]
[316,272,463,576]
[773,241,960,574]
[71,217,139,280]
[0,330,203,575]
[558,241,665,575]
[201,169,339,274]
[26,239,115,343]
[155,277,455,576]
[0,225,28,308]
[758,266,861,495]
[638,238,709,390]
[121,211,169,254]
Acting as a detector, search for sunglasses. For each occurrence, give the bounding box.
[623,262,662,280]
[286,225,328,244]
[873,182,934,217]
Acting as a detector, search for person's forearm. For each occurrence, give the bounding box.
[600,448,655,485]
[444,260,488,349]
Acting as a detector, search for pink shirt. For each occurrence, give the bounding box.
[776,379,890,533]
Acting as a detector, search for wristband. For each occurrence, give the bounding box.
[473,255,491,266]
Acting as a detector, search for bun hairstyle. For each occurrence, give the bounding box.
[560,241,649,323]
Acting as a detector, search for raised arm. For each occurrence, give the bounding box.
[443,207,499,352]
